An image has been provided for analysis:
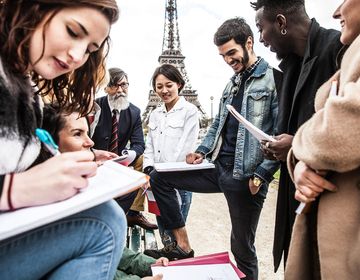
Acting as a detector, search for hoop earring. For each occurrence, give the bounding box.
[281,29,287,35]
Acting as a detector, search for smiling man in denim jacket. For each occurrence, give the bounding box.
[144,17,279,279]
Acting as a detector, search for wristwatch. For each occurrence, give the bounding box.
[252,176,264,187]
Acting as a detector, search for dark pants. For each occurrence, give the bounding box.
[150,157,268,280]
[115,190,138,214]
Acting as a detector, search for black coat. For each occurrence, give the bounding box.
[272,19,342,271]
[92,96,145,161]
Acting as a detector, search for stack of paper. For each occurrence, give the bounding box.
[0,161,147,241]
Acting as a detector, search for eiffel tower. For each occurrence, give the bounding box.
[142,0,209,129]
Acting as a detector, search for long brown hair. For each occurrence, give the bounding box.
[0,0,119,116]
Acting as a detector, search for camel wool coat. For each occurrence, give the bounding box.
[285,35,360,279]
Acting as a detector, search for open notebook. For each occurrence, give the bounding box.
[0,161,147,241]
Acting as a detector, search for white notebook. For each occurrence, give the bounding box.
[154,161,215,172]
[0,161,147,241]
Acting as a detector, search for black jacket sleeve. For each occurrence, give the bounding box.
[129,107,145,158]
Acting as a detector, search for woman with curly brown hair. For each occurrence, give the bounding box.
[0,1,127,279]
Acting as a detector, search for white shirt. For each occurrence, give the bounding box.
[143,96,199,168]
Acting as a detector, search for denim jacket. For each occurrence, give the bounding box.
[196,58,279,183]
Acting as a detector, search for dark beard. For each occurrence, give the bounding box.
[241,48,250,67]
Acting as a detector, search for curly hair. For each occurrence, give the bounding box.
[250,0,306,21]
[213,17,254,49]
[0,0,119,116]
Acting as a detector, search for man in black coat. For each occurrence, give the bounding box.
[251,0,343,272]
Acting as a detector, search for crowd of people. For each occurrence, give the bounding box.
[0,0,359,279]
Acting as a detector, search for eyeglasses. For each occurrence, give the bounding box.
[111,82,129,90]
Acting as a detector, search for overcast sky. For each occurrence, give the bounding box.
[105,0,342,116]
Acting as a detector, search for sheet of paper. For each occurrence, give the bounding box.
[154,160,215,172]
[226,104,276,142]
[152,263,240,280]
[112,149,136,166]
[0,161,146,241]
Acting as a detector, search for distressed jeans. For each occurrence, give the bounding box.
[0,200,126,280]
[150,156,268,280]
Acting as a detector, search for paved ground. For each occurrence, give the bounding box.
[148,181,284,279]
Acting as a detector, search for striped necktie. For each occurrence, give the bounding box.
[109,109,118,154]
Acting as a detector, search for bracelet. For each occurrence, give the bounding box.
[7,173,15,211]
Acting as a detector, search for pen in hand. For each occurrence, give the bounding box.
[36,128,60,156]
[36,128,96,182]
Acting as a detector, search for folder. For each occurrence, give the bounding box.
[226,104,275,142]
[152,251,246,279]
[146,189,161,216]
[0,161,147,241]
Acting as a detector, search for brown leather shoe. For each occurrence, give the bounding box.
[127,212,158,230]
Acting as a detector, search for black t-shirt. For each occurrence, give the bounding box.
[219,68,255,158]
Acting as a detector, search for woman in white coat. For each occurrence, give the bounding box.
[143,64,199,244]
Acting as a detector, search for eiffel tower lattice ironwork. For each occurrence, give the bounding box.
[142,0,209,129]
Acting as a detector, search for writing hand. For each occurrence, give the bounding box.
[10,151,97,209]
[293,161,337,203]
[186,152,204,164]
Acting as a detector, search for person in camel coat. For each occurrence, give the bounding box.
[285,1,360,278]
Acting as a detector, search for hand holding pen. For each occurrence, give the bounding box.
[1,129,97,210]
[36,128,61,156]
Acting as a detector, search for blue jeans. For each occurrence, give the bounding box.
[150,156,268,280]
[0,200,126,280]
[156,189,192,245]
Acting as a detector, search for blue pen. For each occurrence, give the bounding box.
[35,128,61,156]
